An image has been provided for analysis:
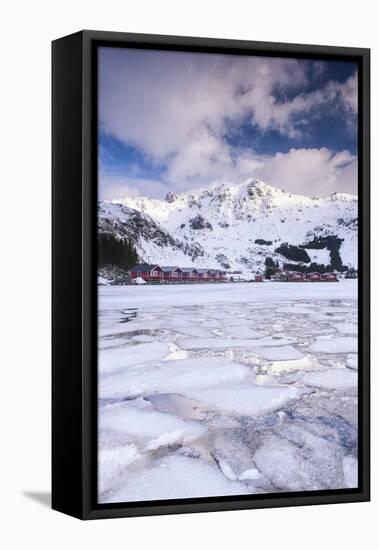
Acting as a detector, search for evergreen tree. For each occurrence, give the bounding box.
[264,256,279,279]
[98,234,138,269]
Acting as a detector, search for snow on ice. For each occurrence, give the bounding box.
[102,455,246,503]
[99,357,253,400]
[98,280,358,502]
[300,369,357,390]
[183,384,305,416]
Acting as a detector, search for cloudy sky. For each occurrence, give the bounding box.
[98,47,358,200]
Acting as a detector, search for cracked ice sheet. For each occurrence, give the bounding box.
[221,325,264,338]
[300,368,357,390]
[98,281,358,501]
[99,280,358,310]
[253,432,347,491]
[346,354,358,369]
[178,337,296,350]
[175,325,216,338]
[252,345,304,361]
[99,444,139,495]
[100,400,207,447]
[99,342,170,375]
[99,357,253,400]
[307,336,357,353]
[335,322,358,335]
[265,355,325,374]
[276,306,315,315]
[102,455,248,503]
[182,384,306,416]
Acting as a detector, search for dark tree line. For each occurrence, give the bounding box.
[272,235,348,273]
[255,238,273,246]
[274,243,311,263]
[283,262,328,273]
[264,256,280,279]
[98,233,138,269]
[299,235,348,272]
[264,255,349,278]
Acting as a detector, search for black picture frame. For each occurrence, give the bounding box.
[52,30,370,520]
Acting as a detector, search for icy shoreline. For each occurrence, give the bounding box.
[99,280,358,310]
[98,280,358,503]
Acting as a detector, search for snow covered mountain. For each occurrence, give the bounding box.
[98,179,358,273]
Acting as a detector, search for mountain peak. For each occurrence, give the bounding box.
[245,178,275,194]
[324,191,357,203]
[165,191,178,203]
[100,175,358,273]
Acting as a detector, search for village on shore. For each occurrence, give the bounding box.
[98,259,359,285]
[113,262,358,285]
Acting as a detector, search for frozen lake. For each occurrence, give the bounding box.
[98,280,358,503]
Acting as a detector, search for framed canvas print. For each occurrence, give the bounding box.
[52,30,370,520]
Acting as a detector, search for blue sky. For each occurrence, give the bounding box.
[99,47,358,199]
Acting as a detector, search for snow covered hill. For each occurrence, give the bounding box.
[98,179,358,273]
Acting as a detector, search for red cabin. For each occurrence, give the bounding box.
[197,268,212,280]
[130,264,163,282]
[306,272,322,281]
[288,272,305,281]
[162,266,183,281]
[255,274,264,282]
[322,272,338,281]
[181,267,198,280]
[130,264,226,283]
[209,269,224,281]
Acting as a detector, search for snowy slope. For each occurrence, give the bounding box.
[99,179,358,272]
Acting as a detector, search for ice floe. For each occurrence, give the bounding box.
[183,384,304,416]
[221,325,264,338]
[300,369,357,390]
[265,355,325,374]
[99,357,253,400]
[346,354,358,370]
[179,336,295,350]
[238,468,261,481]
[343,455,358,488]
[335,322,358,335]
[252,345,304,361]
[307,336,357,354]
[99,444,139,495]
[254,430,345,491]
[100,401,207,448]
[103,455,248,503]
[99,342,170,374]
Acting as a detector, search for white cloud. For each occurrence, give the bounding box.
[99,49,310,161]
[340,72,358,113]
[101,147,357,199]
[99,48,358,198]
[254,148,357,197]
[99,174,169,201]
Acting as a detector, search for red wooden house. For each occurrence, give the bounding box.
[255,274,264,282]
[130,264,164,282]
[209,269,225,281]
[162,266,183,281]
[197,268,212,280]
[322,272,338,281]
[181,267,198,280]
[130,264,225,283]
[288,272,305,281]
[306,272,322,281]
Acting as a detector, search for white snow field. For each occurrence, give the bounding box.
[98,280,358,503]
